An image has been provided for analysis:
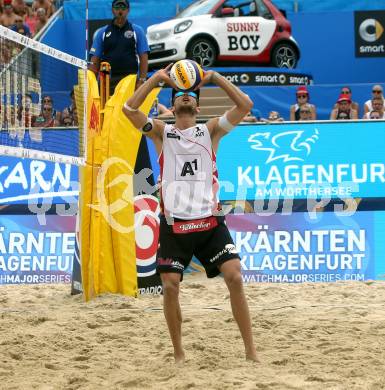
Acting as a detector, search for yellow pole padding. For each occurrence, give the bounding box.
[80,70,101,301]
[81,71,160,300]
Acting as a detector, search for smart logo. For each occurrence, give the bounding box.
[355,11,385,57]
[359,19,384,43]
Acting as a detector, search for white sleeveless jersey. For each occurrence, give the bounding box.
[159,123,219,220]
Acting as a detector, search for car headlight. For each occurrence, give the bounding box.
[148,29,171,41]
[174,20,192,34]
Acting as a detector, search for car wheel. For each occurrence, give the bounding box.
[187,38,217,67]
[271,43,298,69]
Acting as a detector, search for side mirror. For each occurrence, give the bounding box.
[221,7,234,16]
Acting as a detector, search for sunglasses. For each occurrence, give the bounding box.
[341,90,351,94]
[113,4,128,10]
[300,110,311,114]
[297,94,308,98]
[372,90,382,93]
[174,91,198,99]
[43,108,52,112]
[15,20,23,23]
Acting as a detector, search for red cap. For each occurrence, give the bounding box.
[296,86,309,95]
[337,94,351,103]
[4,0,12,5]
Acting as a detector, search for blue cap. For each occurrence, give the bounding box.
[112,0,129,7]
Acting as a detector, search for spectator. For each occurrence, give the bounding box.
[10,16,31,37]
[9,105,16,127]
[368,110,383,120]
[0,0,17,27]
[334,86,359,116]
[363,96,385,119]
[61,108,74,126]
[62,89,76,117]
[41,95,58,114]
[17,93,35,127]
[0,41,12,64]
[34,7,47,34]
[298,103,313,121]
[41,104,55,126]
[242,108,261,122]
[330,94,358,120]
[12,0,30,19]
[363,85,385,115]
[89,0,149,93]
[36,95,59,123]
[149,98,173,118]
[40,95,58,119]
[290,86,316,121]
[31,0,54,18]
[243,113,258,123]
[267,111,284,122]
[33,104,57,127]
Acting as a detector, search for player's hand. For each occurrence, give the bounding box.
[156,63,178,89]
[194,70,216,90]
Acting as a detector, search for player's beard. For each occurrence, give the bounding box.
[175,104,197,116]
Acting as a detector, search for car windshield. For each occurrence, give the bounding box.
[175,0,219,18]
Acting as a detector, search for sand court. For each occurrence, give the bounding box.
[1,274,385,390]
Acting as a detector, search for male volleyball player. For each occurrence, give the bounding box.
[122,65,258,364]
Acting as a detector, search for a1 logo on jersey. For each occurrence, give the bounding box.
[175,154,204,181]
[195,127,204,137]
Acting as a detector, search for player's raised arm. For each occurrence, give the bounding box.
[122,64,177,141]
[200,70,253,138]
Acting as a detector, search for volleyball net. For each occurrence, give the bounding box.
[0,25,87,165]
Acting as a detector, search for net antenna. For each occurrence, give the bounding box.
[0,25,88,165]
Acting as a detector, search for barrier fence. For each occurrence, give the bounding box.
[0,120,384,285]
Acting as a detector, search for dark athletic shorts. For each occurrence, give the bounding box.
[156,214,240,280]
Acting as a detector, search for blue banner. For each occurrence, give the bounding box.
[226,211,385,283]
[217,121,385,201]
[0,215,76,284]
[0,156,78,205]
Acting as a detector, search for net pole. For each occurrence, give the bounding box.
[84,0,89,158]
[99,62,111,128]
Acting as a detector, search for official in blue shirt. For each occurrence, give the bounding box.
[89,0,149,93]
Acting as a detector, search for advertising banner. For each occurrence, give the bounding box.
[217,121,385,201]
[221,70,313,86]
[355,11,385,57]
[0,208,162,290]
[0,215,76,284]
[0,156,79,205]
[226,211,385,283]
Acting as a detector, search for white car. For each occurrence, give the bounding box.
[147,0,300,68]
